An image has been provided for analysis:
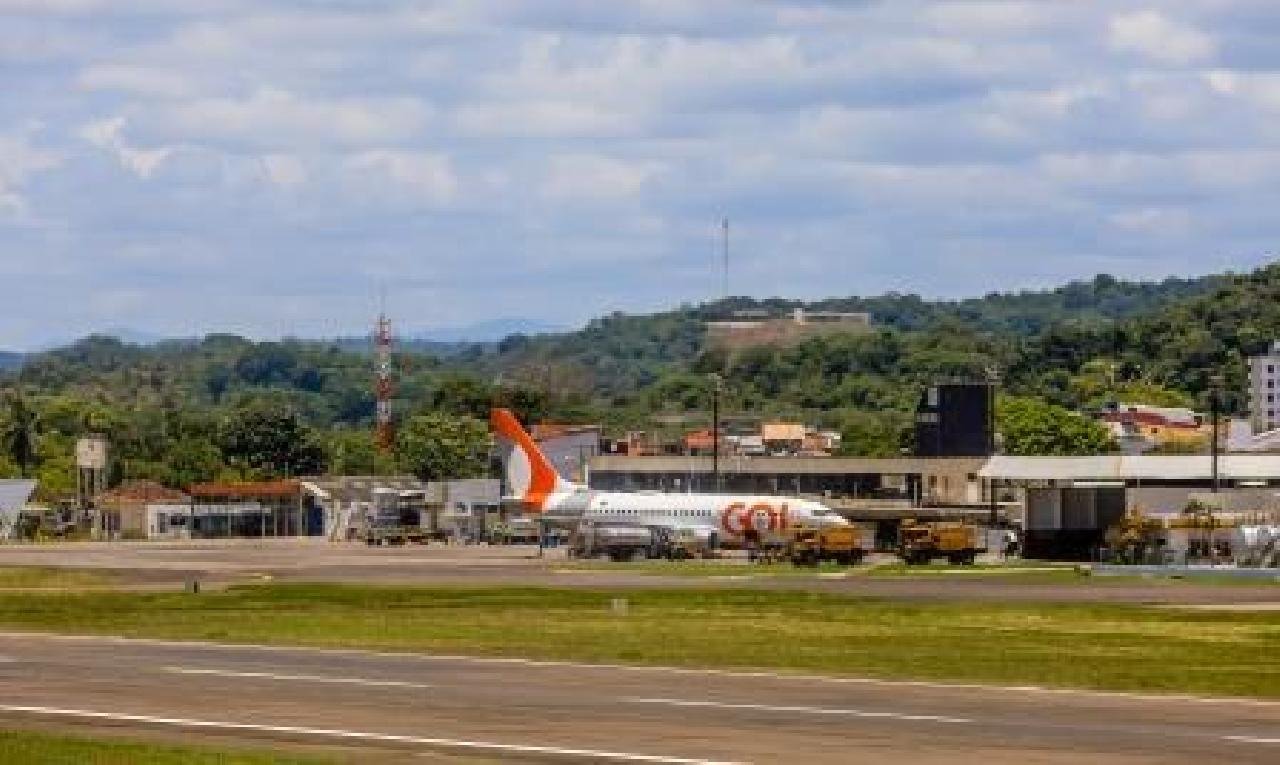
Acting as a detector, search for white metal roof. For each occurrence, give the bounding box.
[0,479,36,508]
[0,479,36,541]
[980,455,1280,481]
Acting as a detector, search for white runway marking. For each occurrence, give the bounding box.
[1224,736,1280,745]
[164,666,434,689]
[2,631,1278,709]
[0,705,745,765]
[625,697,971,724]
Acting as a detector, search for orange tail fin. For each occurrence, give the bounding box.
[490,408,576,512]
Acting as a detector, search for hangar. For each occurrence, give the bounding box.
[980,455,1280,560]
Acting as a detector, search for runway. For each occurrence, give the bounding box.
[0,633,1276,763]
[1,540,1278,604]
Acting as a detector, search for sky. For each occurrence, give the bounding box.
[2,1,1279,348]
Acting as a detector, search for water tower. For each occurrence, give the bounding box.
[76,435,109,529]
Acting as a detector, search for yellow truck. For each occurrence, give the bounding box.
[897,521,984,565]
[789,526,868,566]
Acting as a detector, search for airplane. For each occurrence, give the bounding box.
[490,408,848,548]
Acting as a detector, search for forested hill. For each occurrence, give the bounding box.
[0,270,1234,410]
[0,266,1262,493]
[0,352,23,372]
[1011,264,1280,413]
[713,273,1227,334]
[449,272,1229,395]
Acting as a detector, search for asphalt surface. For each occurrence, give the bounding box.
[1,540,1279,604]
[0,542,1277,761]
[0,632,1276,764]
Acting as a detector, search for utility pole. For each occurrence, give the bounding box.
[986,366,1000,527]
[710,373,723,493]
[1210,375,1224,494]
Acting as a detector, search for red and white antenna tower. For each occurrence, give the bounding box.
[374,307,395,452]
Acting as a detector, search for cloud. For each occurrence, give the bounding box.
[453,100,633,138]
[78,64,192,98]
[78,116,172,178]
[1,1,1279,347]
[0,127,61,217]
[1205,69,1280,110]
[540,154,662,202]
[259,153,306,188]
[156,88,432,149]
[1108,10,1216,65]
[345,150,457,206]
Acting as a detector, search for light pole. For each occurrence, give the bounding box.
[1210,374,1224,494]
[709,373,723,494]
[985,366,1000,528]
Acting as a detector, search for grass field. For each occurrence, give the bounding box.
[560,558,1280,586]
[0,567,116,589]
[0,583,1277,698]
[0,728,333,764]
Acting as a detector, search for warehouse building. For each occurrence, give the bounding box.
[95,480,191,540]
[980,455,1280,560]
[302,476,502,541]
[187,480,308,538]
[302,476,430,541]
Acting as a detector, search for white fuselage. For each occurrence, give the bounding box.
[544,488,845,543]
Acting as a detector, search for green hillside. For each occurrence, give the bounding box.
[451,272,1226,396]
[1012,265,1280,413]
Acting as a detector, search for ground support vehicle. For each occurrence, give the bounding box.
[651,527,717,560]
[789,527,868,566]
[568,523,654,562]
[897,521,985,565]
[363,526,439,546]
[489,519,542,545]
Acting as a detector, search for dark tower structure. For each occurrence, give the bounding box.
[914,381,994,457]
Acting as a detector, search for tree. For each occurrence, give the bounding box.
[0,389,40,476]
[998,396,1115,456]
[219,404,327,477]
[837,410,910,457]
[429,374,494,419]
[396,412,490,481]
[167,438,227,487]
[327,429,397,476]
[0,453,20,479]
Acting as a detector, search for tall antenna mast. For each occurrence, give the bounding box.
[721,217,730,302]
[374,294,395,453]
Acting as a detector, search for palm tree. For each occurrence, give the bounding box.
[0,389,39,477]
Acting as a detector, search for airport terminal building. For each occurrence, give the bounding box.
[589,453,1280,560]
